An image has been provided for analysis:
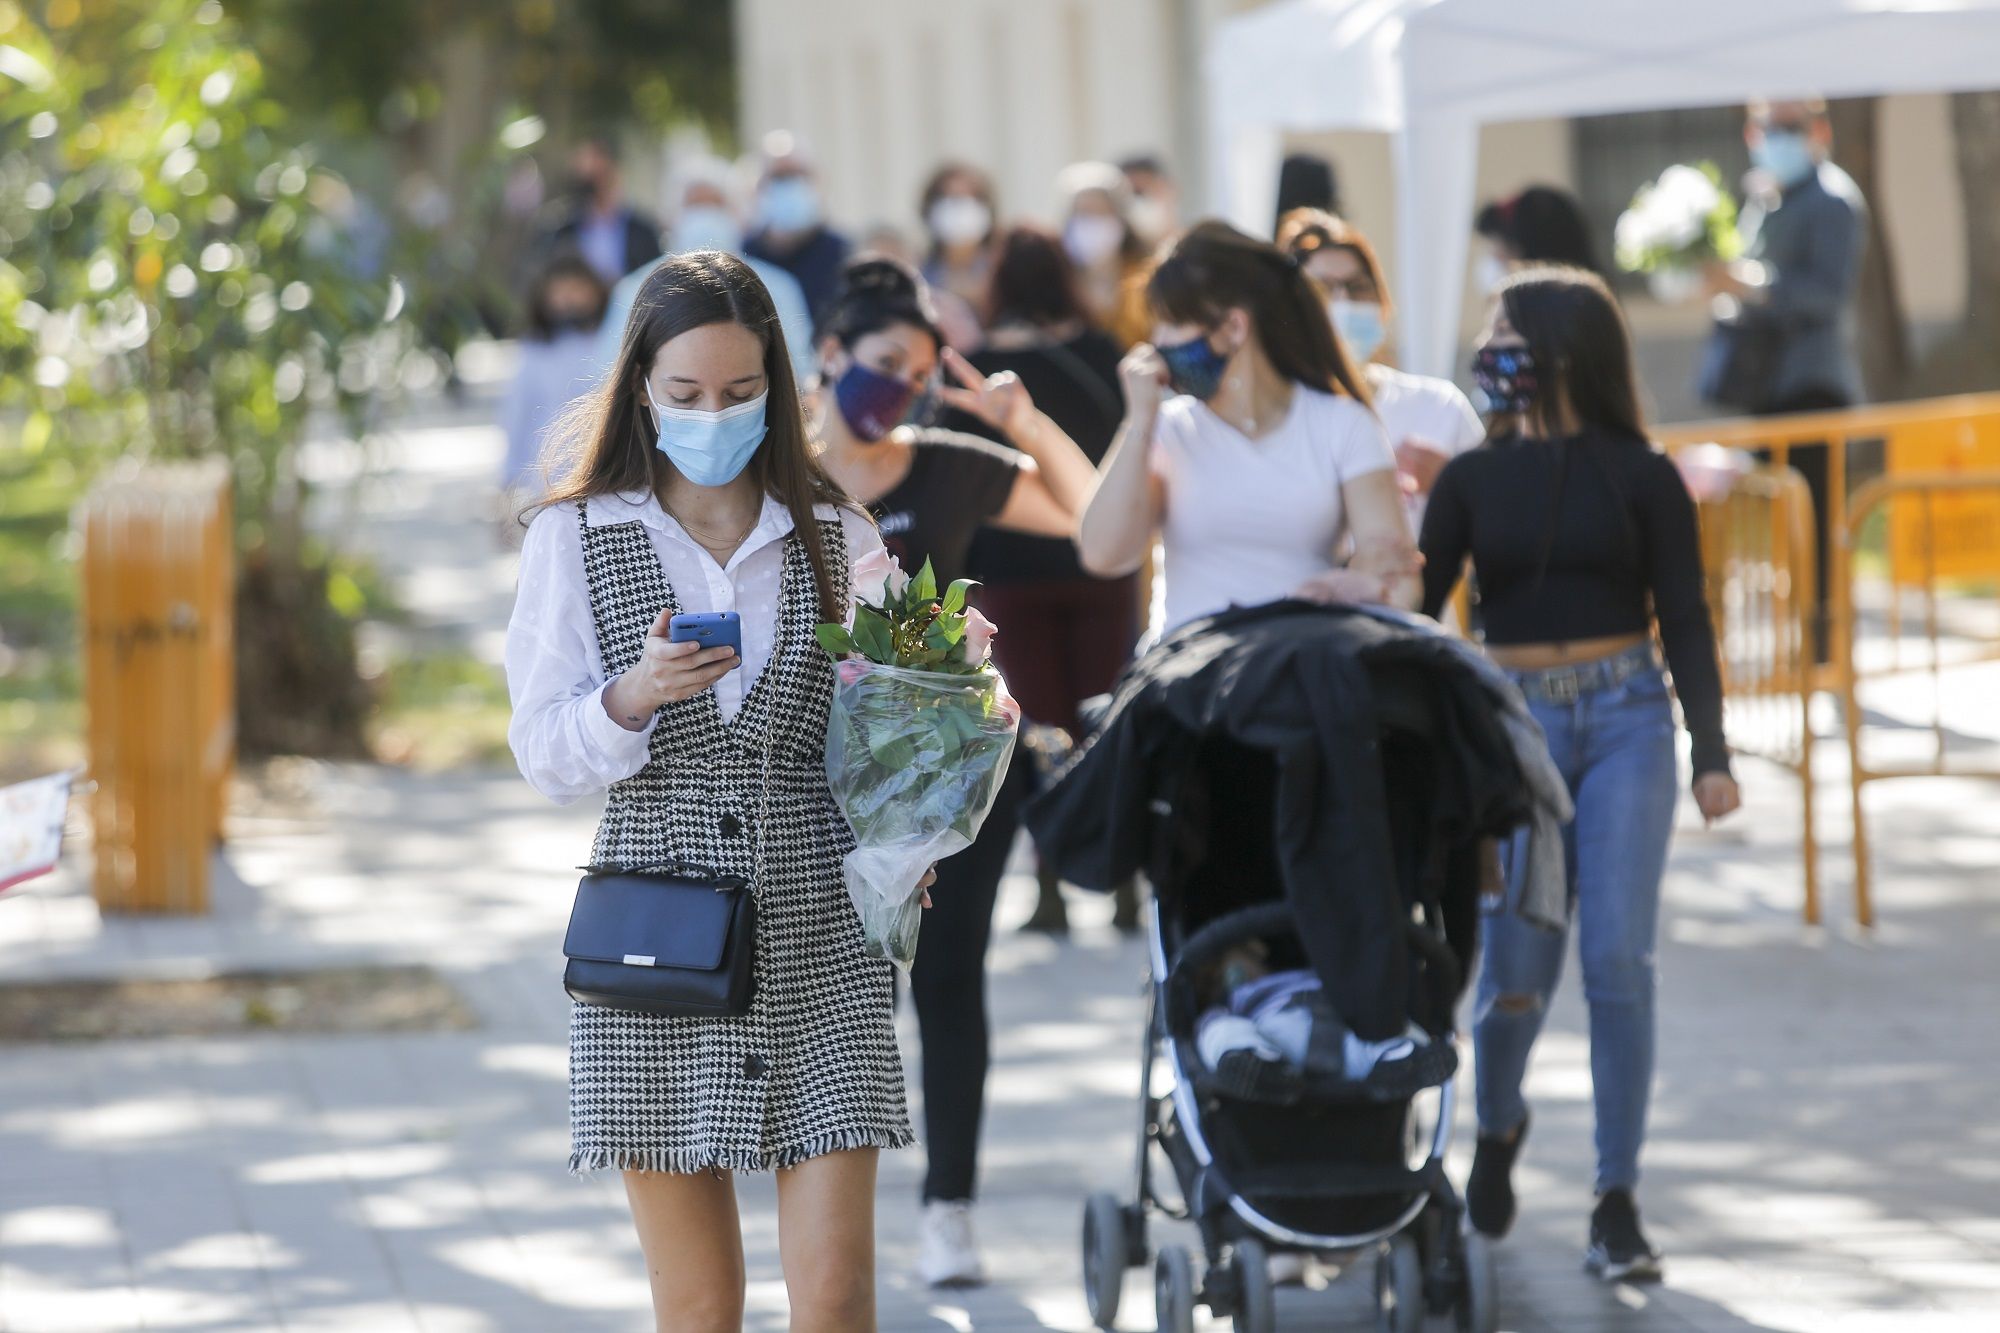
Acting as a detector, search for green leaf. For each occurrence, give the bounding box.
[851,608,894,662]
[942,578,977,616]
[814,624,858,658]
[912,557,938,605]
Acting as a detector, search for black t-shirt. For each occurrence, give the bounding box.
[946,329,1127,585]
[867,429,1020,588]
[1418,428,1730,777]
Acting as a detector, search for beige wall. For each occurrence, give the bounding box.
[737,0,1191,236]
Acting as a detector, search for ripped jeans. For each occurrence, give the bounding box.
[1474,651,1679,1195]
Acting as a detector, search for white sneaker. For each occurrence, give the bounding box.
[918,1200,986,1287]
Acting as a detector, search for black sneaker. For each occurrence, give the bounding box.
[1465,1112,1528,1237]
[1585,1189,1663,1283]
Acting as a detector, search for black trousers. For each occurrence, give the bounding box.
[908,755,1031,1203]
[1754,387,1850,664]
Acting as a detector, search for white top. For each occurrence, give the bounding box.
[505,488,884,805]
[1365,363,1486,535]
[1148,386,1395,634]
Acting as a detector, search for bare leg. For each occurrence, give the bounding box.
[622,1168,745,1333]
[775,1148,880,1333]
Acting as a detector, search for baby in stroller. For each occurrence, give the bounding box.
[1194,938,1458,1106]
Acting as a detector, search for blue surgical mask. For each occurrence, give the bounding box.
[757,176,821,233]
[1157,332,1229,401]
[646,384,770,487]
[1329,299,1386,364]
[1751,130,1815,189]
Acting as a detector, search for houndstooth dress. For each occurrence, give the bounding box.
[567,499,912,1174]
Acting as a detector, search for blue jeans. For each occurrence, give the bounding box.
[1474,648,1679,1195]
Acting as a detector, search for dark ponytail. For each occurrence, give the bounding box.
[818,254,945,353]
[1147,219,1372,407]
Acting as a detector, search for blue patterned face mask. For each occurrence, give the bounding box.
[1158,331,1230,401]
[1471,344,1538,417]
[646,384,770,487]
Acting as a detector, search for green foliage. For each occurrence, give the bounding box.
[816,557,994,676]
[0,0,412,520]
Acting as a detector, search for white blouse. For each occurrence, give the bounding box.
[505,488,885,805]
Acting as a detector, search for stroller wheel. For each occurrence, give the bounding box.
[1154,1244,1196,1333]
[1229,1238,1277,1333]
[1374,1233,1424,1333]
[1456,1226,1499,1333]
[1082,1192,1129,1328]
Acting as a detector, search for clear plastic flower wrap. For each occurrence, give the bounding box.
[816,552,1021,971]
[824,659,1019,969]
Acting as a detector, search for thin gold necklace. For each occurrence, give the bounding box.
[661,495,757,549]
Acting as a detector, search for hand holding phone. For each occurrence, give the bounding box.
[668,612,744,665]
[605,610,741,724]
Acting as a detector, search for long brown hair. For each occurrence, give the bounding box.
[533,250,860,622]
[1494,265,1646,442]
[1147,219,1372,407]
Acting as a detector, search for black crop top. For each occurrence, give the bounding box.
[1418,429,1730,778]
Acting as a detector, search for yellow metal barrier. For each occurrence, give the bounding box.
[1835,469,2000,929]
[1688,464,1820,922]
[79,460,234,913]
[1661,394,2000,927]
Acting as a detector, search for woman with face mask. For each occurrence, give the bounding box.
[505,252,923,1330]
[499,250,611,511]
[1279,209,1486,536]
[918,161,998,352]
[1055,161,1153,349]
[1076,219,1421,634]
[809,255,1099,1288]
[1418,267,1742,1285]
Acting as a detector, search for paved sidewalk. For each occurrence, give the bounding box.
[6,405,1998,1331]
[6,748,2000,1332]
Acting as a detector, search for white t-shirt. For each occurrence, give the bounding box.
[1365,363,1486,535]
[1149,386,1395,634]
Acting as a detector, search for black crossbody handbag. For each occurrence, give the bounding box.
[560,745,768,1018]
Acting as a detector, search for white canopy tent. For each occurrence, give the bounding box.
[1208,0,2000,378]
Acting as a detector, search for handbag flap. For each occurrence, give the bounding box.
[563,872,740,971]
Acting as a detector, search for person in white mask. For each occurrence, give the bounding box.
[1054,161,1151,348]
[1279,210,1485,535]
[918,162,997,351]
[594,161,816,382]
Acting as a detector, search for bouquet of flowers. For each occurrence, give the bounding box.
[1614,162,1743,304]
[815,550,1019,971]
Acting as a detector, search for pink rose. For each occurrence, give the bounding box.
[849,547,908,608]
[962,606,999,665]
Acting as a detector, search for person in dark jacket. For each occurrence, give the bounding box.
[744,132,854,325]
[543,136,663,285]
[1701,96,1867,661]
[944,224,1140,934]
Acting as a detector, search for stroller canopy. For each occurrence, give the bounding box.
[1026,601,1533,1041]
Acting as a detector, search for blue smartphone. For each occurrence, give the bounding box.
[668,611,743,667]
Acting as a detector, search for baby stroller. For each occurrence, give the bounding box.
[1027,604,1536,1332]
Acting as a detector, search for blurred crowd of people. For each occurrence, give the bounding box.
[493,101,1865,1297]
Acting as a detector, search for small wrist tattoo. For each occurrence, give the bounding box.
[625,713,642,724]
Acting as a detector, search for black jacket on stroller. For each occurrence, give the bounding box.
[1027,601,1534,1042]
